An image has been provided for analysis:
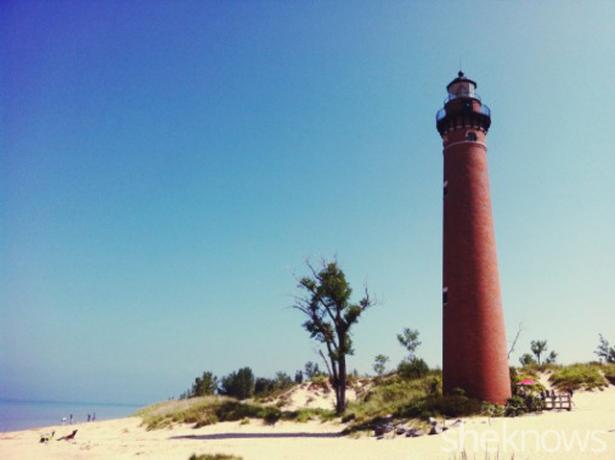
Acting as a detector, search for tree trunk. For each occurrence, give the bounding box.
[336,354,347,415]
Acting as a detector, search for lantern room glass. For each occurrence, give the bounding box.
[448,81,477,100]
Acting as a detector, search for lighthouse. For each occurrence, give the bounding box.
[436,72,511,404]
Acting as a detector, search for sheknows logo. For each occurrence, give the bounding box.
[441,423,608,454]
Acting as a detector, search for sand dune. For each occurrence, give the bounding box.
[261,380,362,411]
[2,386,614,459]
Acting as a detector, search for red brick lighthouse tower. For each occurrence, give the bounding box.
[436,72,511,404]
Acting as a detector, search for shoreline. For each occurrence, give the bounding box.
[0,399,143,434]
[1,387,614,459]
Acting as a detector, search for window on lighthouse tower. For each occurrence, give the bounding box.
[465,131,477,141]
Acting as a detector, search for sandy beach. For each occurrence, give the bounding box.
[2,386,614,460]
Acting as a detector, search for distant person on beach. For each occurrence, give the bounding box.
[61,416,67,425]
[92,412,96,421]
[69,414,73,424]
[87,414,91,422]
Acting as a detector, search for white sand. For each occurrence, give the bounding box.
[2,387,614,459]
[269,381,359,411]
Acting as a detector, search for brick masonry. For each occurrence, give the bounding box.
[438,78,512,405]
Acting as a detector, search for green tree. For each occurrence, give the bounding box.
[304,361,321,379]
[530,340,548,365]
[519,353,537,367]
[254,377,275,396]
[373,354,389,377]
[191,371,218,397]
[595,334,615,363]
[396,328,428,380]
[294,260,374,414]
[397,328,421,360]
[545,350,558,364]
[219,367,255,400]
[274,372,293,390]
[294,370,304,384]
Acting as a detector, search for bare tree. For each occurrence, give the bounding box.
[508,323,523,359]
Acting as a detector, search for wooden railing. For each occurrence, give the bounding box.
[540,391,572,411]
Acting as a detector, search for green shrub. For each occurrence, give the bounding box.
[344,374,432,424]
[427,376,442,396]
[215,401,261,421]
[525,395,545,412]
[505,395,526,417]
[254,372,296,399]
[310,374,329,385]
[261,407,282,425]
[549,364,607,391]
[398,358,429,380]
[193,412,219,428]
[504,393,545,417]
[282,408,335,423]
[603,365,615,385]
[343,370,483,433]
[481,402,505,417]
[399,393,482,419]
[188,454,242,460]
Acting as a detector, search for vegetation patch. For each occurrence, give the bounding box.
[137,396,285,430]
[549,364,607,391]
[341,371,484,433]
[282,407,336,423]
[137,394,337,430]
[504,394,544,417]
[188,454,242,460]
[136,397,224,430]
[603,365,615,385]
[145,362,614,434]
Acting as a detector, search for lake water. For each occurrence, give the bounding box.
[0,400,144,432]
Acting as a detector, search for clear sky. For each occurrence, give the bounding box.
[2,1,614,405]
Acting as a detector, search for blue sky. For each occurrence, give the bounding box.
[2,1,614,405]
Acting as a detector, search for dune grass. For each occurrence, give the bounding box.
[603,364,615,385]
[516,362,561,375]
[136,396,277,430]
[342,371,483,433]
[138,372,484,433]
[549,364,608,391]
[136,395,335,430]
[141,362,614,433]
